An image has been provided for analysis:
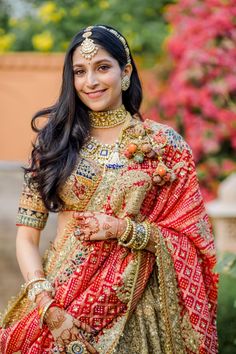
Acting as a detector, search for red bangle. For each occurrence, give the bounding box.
[49,302,64,310]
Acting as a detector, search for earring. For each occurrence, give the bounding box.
[121,75,130,91]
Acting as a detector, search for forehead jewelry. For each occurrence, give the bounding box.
[80,26,98,60]
[98,25,131,64]
[81,25,131,64]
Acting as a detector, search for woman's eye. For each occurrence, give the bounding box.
[74,69,85,76]
[98,65,110,71]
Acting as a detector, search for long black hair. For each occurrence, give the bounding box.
[26,25,143,211]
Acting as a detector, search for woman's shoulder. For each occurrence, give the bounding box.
[140,118,192,154]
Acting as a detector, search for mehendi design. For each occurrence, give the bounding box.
[74,212,121,241]
[45,307,66,331]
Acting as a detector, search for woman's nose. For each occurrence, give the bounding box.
[86,70,98,87]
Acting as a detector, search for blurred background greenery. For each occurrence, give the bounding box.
[0,0,173,66]
[0,0,236,352]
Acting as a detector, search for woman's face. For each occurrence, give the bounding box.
[72,45,130,111]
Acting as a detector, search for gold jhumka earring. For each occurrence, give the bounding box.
[121,75,130,91]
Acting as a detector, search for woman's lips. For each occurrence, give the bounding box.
[85,89,107,99]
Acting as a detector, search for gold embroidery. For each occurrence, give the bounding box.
[110,170,152,217]
[113,268,162,354]
[16,175,48,229]
[93,252,142,354]
[181,312,201,353]
[154,225,186,354]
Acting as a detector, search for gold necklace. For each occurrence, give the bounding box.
[89,105,127,128]
[80,136,126,169]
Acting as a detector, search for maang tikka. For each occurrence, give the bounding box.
[80,25,131,64]
[80,26,98,60]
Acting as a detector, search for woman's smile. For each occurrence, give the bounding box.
[85,88,107,99]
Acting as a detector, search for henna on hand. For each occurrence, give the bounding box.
[74,211,128,242]
[46,307,98,353]
[116,218,127,239]
[45,306,67,331]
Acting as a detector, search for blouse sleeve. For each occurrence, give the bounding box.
[16,173,49,230]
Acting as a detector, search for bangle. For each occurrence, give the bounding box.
[119,221,151,250]
[39,299,55,328]
[136,221,151,250]
[24,277,46,292]
[28,280,54,302]
[123,221,137,247]
[118,217,133,243]
[118,221,137,248]
[132,222,146,249]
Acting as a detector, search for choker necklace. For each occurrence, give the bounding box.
[89,105,127,128]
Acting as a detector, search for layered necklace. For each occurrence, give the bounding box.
[81,106,130,169]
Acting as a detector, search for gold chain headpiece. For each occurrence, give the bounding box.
[80,25,131,64]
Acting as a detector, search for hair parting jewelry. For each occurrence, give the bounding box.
[81,25,131,64]
[80,26,98,61]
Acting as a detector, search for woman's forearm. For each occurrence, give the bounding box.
[16,226,44,281]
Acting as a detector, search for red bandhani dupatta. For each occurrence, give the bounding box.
[142,120,218,353]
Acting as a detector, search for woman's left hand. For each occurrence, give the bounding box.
[73,211,126,242]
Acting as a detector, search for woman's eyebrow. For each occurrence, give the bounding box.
[73,58,113,68]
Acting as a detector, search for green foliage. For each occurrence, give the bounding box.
[0,0,174,65]
[216,253,236,279]
[217,254,236,353]
[217,272,236,353]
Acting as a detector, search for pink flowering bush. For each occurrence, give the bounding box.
[142,0,236,200]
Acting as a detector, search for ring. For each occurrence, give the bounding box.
[74,228,81,236]
[66,341,88,354]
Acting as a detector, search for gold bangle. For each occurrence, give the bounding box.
[23,277,46,293]
[131,222,146,249]
[118,217,133,243]
[136,221,151,250]
[28,280,54,302]
[39,299,55,328]
[119,221,138,248]
[123,221,137,248]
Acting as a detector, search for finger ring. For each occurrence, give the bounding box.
[74,228,81,237]
[66,341,88,354]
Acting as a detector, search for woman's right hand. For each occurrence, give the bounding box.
[45,306,98,354]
